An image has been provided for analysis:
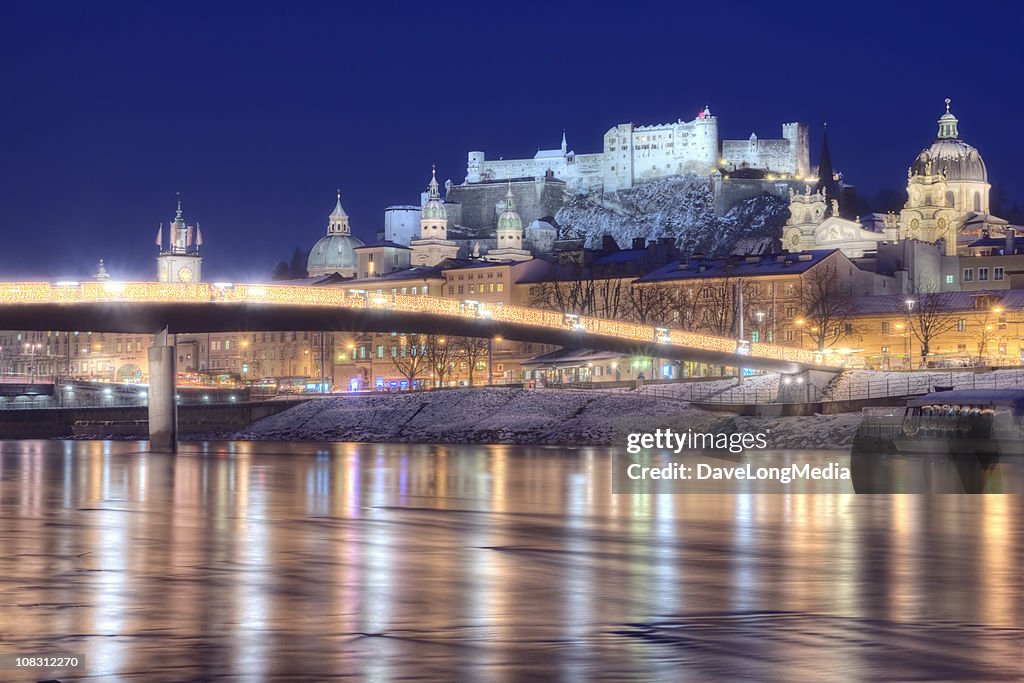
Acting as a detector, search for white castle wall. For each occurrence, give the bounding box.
[466,114,809,194]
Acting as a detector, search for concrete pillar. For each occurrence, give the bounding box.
[148,328,177,452]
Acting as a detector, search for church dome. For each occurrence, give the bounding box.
[911,99,987,184]
[497,183,523,232]
[307,233,363,273]
[307,191,364,274]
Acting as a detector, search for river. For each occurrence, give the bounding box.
[0,441,1020,681]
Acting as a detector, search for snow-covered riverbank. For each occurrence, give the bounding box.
[234,388,863,449]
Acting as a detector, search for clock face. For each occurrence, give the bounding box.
[177,266,194,283]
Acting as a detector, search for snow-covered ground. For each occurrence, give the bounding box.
[555,176,788,253]
[234,387,862,449]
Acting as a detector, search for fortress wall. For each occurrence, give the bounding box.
[445,179,568,233]
[713,177,803,215]
[721,139,795,173]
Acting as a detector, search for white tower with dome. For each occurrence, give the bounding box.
[899,99,992,256]
[410,166,459,267]
[485,182,532,262]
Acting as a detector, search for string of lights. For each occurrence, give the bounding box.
[0,281,838,367]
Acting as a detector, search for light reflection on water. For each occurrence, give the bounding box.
[0,440,1019,682]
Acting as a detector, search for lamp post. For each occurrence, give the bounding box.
[24,342,41,383]
[905,299,917,368]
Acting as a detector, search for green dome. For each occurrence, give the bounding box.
[497,209,522,231]
[307,233,364,273]
[422,199,447,221]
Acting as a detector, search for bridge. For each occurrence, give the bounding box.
[0,281,844,449]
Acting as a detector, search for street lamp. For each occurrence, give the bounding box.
[905,299,917,368]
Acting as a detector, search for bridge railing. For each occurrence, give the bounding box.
[0,281,840,369]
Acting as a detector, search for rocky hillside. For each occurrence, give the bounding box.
[555,176,788,254]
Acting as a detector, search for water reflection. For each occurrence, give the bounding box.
[0,441,1019,681]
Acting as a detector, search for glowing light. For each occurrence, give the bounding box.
[0,280,838,369]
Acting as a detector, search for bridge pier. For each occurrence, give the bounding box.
[148,328,177,452]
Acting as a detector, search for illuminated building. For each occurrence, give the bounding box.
[157,196,204,284]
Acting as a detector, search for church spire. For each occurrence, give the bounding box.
[818,121,839,210]
[561,130,567,155]
[327,190,350,235]
[937,97,959,139]
[175,192,183,222]
[427,164,441,200]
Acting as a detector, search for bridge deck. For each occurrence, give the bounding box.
[0,281,844,373]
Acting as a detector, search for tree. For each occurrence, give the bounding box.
[626,284,675,326]
[424,335,459,387]
[271,260,291,280]
[455,336,490,385]
[973,313,997,366]
[799,264,856,351]
[289,247,307,279]
[905,288,959,366]
[390,334,430,386]
[527,261,629,320]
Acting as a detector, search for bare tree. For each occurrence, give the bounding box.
[799,265,856,351]
[455,336,490,385]
[906,289,959,366]
[424,335,459,387]
[527,261,629,320]
[390,334,430,386]
[973,312,997,366]
[626,284,675,325]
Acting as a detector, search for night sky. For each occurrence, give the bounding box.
[1,1,1021,281]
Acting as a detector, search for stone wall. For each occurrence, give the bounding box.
[445,178,567,233]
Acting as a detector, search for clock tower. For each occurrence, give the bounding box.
[156,194,203,283]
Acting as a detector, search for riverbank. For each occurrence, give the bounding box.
[233,388,863,448]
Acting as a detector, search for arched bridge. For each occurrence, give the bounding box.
[0,280,843,373]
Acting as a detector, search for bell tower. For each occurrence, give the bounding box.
[156,194,203,283]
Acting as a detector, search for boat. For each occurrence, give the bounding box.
[850,389,1024,493]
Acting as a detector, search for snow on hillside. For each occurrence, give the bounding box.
[234,387,861,449]
[554,176,788,254]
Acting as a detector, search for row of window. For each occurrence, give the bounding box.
[963,267,1004,282]
[447,283,504,295]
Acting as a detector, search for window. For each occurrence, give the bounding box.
[377,345,384,359]
[957,319,967,332]
[458,285,464,295]
[946,274,955,284]
[496,283,504,292]
[881,346,889,354]
[994,267,1004,281]
[963,268,974,282]
[844,324,854,336]
[882,322,890,334]
[785,330,795,342]
[979,267,989,281]
[957,343,967,353]
[751,331,759,342]
[448,286,454,295]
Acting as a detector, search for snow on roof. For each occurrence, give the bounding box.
[635,250,837,283]
[852,289,1024,315]
[353,241,412,250]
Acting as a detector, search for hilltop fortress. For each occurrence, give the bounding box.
[464,107,810,194]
